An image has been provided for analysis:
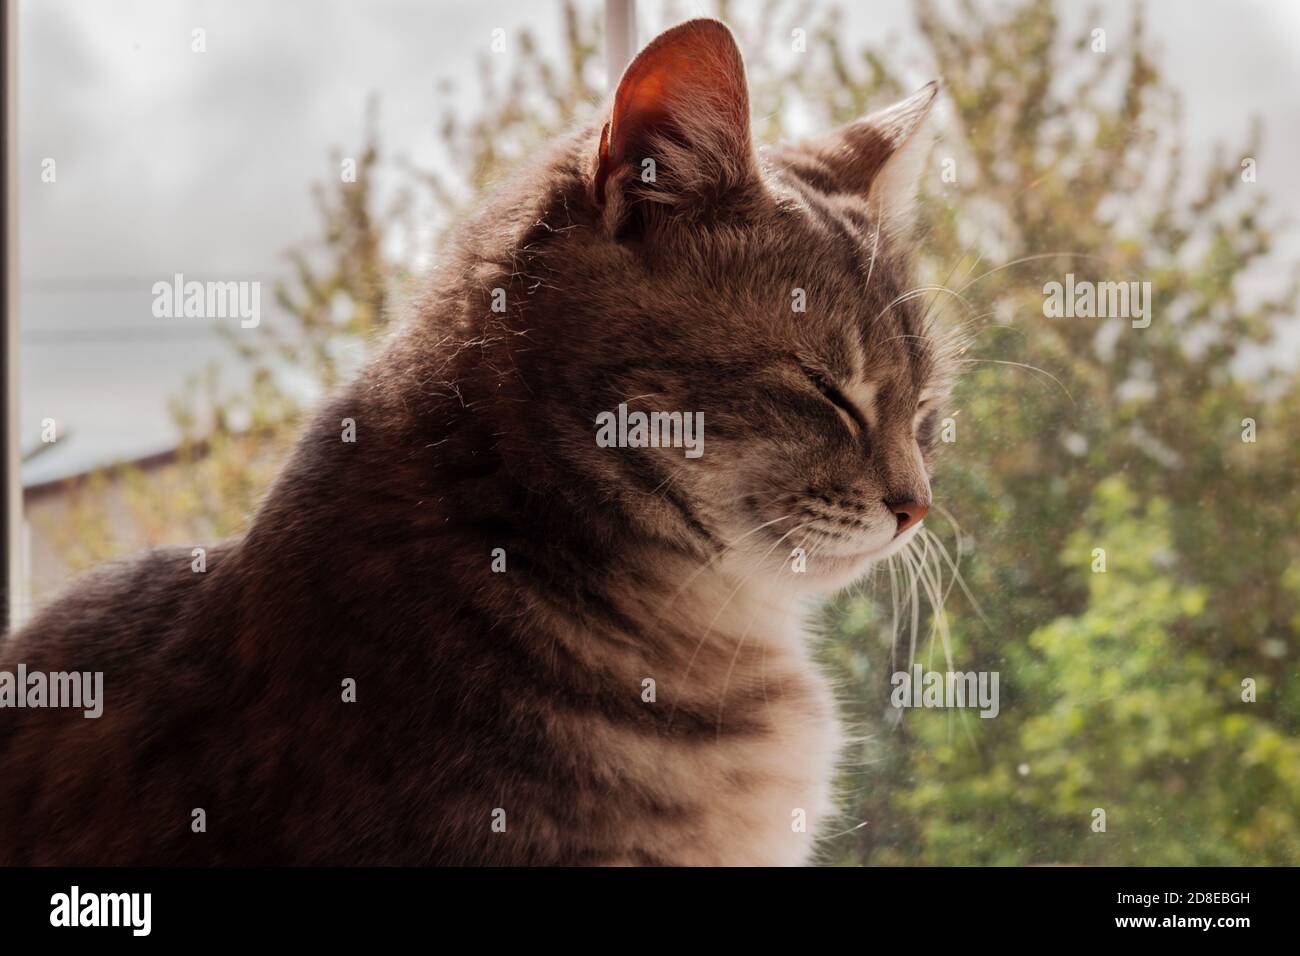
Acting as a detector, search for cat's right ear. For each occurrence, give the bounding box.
[592,18,762,234]
[783,83,940,239]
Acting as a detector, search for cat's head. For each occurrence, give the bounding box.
[477,18,958,593]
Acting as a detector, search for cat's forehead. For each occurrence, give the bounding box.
[849,309,937,409]
[538,158,945,396]
[767,193,939,390]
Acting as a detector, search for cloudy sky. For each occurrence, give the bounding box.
[19,0,1300,484]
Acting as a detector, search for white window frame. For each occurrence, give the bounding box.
[3,0,18,632]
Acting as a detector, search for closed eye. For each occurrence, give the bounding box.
[801,365,869,434]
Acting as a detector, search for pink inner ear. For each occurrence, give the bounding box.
[596,18,750,205]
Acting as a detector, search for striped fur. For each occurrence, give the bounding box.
[0,19,953,865]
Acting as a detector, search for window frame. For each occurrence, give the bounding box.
[3,0,17,632]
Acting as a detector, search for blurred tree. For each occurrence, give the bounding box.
[41,0,1300,864]
[814,0,1300,865]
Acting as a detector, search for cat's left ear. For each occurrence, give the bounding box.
[593,18,762,230]
[786,82,940,237]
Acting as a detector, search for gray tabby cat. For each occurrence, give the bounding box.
[0,18,955,865]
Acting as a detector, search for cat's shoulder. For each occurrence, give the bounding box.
[6,544,230,662]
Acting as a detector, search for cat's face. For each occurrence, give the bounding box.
[505,19,956,593]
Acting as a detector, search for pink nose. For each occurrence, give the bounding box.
[890,500,929,536]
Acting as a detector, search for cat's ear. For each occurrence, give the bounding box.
[795,82,940,236]
[593,18,761,231]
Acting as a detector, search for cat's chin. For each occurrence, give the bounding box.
[779,527,924,594]
[788,554,883,592]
